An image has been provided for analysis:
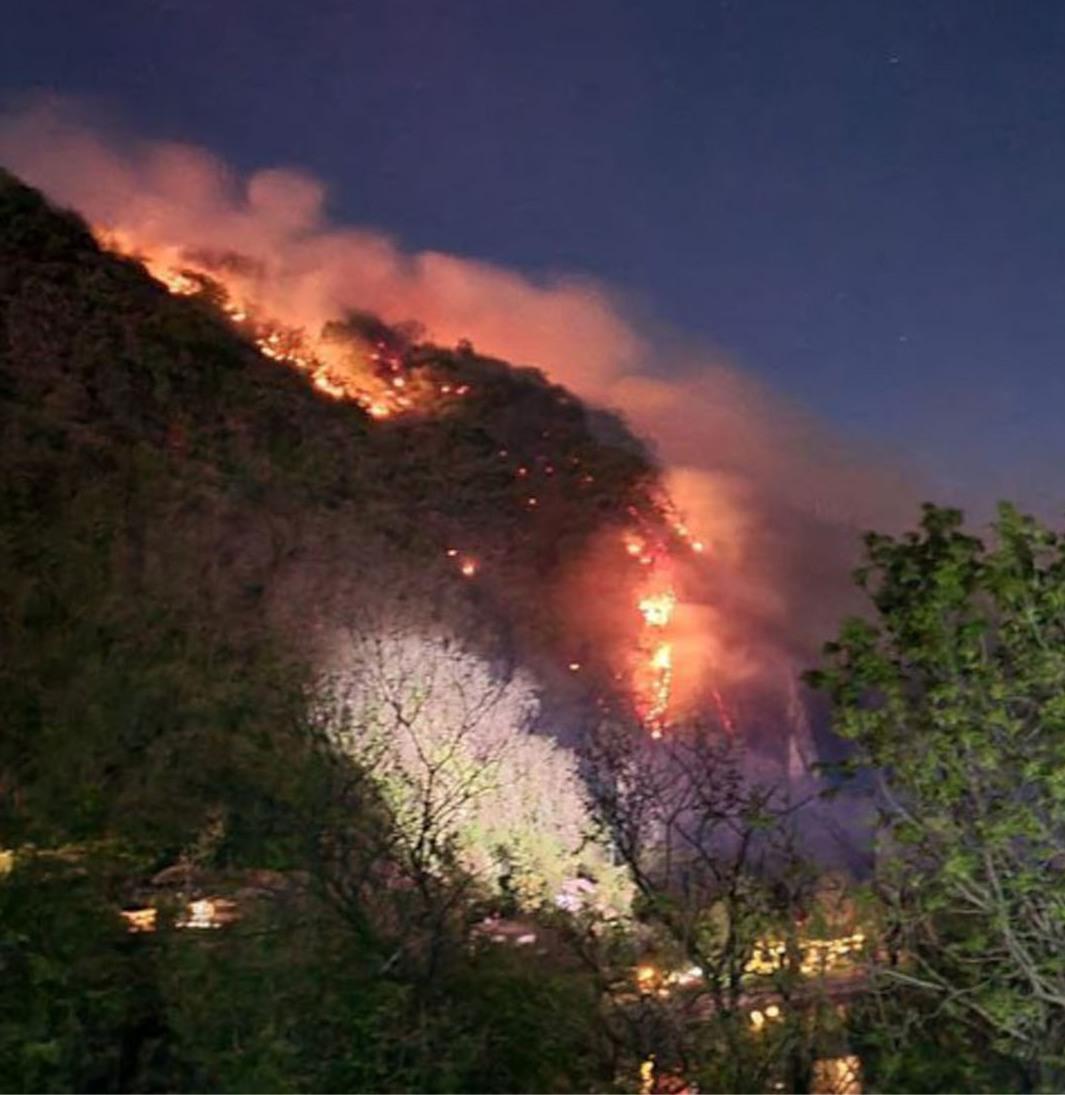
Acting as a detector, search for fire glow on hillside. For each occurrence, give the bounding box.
[95,228,720,738]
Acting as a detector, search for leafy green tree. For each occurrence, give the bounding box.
[0,853,143,1093]
[809,503,1065,1089]
[584,720,845,1093]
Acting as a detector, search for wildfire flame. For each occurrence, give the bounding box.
[96,226,722,740]
[96,227,471,423]
[623,528,680,735]
[638,591,676,629]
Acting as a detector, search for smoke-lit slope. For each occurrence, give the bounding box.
[87,219,719,736]
[2,108,937,797]
[1,170,731,846]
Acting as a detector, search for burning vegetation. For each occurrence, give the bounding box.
[93,224,726,739]
[6,152,1049,1095]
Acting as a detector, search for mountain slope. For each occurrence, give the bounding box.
[0,168,680,846]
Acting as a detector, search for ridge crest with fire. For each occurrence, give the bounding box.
[95,221,723,735]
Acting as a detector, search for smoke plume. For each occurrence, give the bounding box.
[0,100,918,729]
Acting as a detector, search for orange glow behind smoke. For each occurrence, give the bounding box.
[0,109,926,771]
[97,226,473,423]
[97,227,725,740]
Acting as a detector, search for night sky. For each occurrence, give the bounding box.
[4,0,1064,512]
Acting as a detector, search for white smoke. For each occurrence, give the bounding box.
[0,99,919,708]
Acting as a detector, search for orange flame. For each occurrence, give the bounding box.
[625,528,682,735]
[638,591,676,629]
[96,227,458,422]
[643,641,674,736]
[98,224,729,741]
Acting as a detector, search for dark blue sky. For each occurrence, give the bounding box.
[4,0,1064,510]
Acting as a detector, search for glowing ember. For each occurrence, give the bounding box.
[312,373,347,398]
[638,591,676,629]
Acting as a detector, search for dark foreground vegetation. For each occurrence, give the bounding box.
[2,172,1064,1092]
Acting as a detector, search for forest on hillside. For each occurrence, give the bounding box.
[3,173,1065,1093]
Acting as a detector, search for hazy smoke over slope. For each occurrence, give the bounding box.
[0,102,917,727]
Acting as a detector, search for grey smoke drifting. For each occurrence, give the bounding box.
[0,100,919,717]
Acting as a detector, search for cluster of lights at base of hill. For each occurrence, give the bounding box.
[121,897,239,933]
[634,931,868,997]
[636,941,867,1095]
[100,229,717,738]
